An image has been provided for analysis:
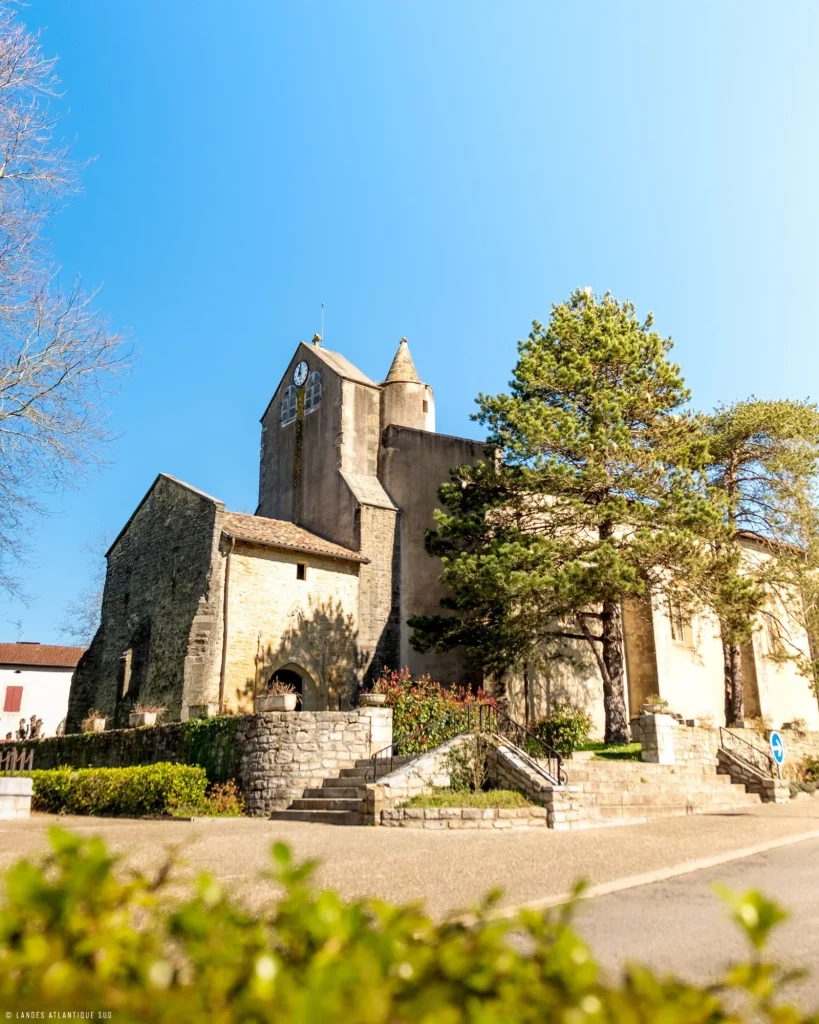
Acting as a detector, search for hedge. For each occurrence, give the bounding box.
[0,827,807,1021]
[25,763,208,817]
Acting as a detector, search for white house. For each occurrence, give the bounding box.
[0,643,85,739]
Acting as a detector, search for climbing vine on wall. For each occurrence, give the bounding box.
[181,715,240,783]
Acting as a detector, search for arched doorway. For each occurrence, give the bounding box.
[267,664,320,710]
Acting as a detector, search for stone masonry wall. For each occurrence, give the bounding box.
[6,708,392,817]
[381,806,548,829]
[356,504,401,684]
[222,543,361,713]
[68,476,224,731]
[237,708,391,815]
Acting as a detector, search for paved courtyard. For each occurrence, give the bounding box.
[1,800,817,919]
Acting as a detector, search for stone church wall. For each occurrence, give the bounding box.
[221,542,361,713]
[67,477,223,732]
[378,424,488,685]
[356,504,401,683]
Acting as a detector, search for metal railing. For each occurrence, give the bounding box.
[474,704,566,786]
[0,747,34,775]
[365,702,566,787]
[719,728,775,778]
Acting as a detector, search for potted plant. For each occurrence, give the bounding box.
[82,708,108,733]
[359,682,387,707]
[255,681,300,713]
[128,702,167,728]
[641,694,669,716]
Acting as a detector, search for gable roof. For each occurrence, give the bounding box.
[106,474,224,556]
[261,342,379,423]
[221,511,368,564]
[0,643,85,669]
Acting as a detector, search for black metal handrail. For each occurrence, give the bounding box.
[365,719,441,782]
[365,702,567,787]
[0,747,34,775]
[719,727,775,778]
[475,704,567,785]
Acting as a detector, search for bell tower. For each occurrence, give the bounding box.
[380,338,435,433]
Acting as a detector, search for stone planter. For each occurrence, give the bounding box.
[82,717,107,733]
[359,693,387,707]
[255,693,299,713]
[641,703,668,716]
[129,711,159,728]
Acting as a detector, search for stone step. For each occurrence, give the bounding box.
[302,786,364,799]
[583,789,756,808]
[269,809,365,826]
[565,778,738,795]
[289,797,364,812]
[321,776,370,789]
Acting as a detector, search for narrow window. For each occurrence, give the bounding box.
[304,371,322,414]
[764,612,786,656]
[296,563,306,581]
[3,685,22,713]
[423,400,429,413]
[669,593,693,646]
[280,385,298,426]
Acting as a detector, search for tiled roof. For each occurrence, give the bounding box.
[221,512,368,564]
[0,643,84,669]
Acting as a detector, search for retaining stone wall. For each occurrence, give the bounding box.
[4,708,391,817]
[238,709,391,815]
[381,806,548,829]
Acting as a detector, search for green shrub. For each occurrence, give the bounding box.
[403,789,532,809]
[531,702,593,754]
[0,827,808,1021]
[802,756,819,782]
[172,779,246,818]
[375,668,497,753]
[28,763,207,817]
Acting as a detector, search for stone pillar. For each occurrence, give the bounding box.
[0,776,32,819]
[639,714,677,765]
[360,707,392,755]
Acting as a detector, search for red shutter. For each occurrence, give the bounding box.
[3,685,22,713]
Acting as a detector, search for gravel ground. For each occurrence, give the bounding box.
[1,799,818,919]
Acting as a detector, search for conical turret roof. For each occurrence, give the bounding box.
[385,337,421,384]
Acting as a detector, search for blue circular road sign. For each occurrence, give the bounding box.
[770,731,786,765]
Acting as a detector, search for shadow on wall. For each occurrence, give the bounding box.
[235,597,368,711]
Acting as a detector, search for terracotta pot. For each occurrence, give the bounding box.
[360,693,387,707]
[129,711,158,728]
[255,693,299,712]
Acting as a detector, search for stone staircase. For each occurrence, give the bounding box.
[560,759,761,826]
[269,756,416,825]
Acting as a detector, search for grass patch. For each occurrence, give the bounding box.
[402,789,533,809]
[578,741,642,761]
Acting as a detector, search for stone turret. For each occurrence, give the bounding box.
[380,338,435,432]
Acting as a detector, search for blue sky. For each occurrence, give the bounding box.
[3,1,819,643]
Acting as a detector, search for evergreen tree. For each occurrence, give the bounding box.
[703,399,819,724]
[411,289,721,743]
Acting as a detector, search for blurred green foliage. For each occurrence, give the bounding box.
[0,827,813,1022]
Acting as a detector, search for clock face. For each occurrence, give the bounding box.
[293,360,309,387]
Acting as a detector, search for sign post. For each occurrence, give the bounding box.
[769,730,786,780]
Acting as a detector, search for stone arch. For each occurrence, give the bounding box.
[268,663,320,711]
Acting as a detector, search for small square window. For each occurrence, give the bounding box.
[296,563,306,581]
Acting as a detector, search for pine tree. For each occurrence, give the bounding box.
[411,289,721,743]
[703,399,819,724]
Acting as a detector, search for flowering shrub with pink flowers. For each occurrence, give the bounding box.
[371,668,497,753]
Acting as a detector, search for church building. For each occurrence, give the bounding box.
[67,338,485,729]
[67,336,819,736]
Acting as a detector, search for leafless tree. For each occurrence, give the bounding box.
[0,2,127,595]
[58,530,112,646]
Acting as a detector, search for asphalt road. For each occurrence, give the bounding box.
[574,836,819,1009]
